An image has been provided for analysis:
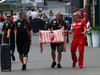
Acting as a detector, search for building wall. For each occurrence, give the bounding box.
[95,0,99,26]
[99,0,100,26]
[71,0,83,13]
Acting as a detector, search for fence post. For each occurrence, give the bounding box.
[10,4,13,16]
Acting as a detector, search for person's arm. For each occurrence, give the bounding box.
[1,24,6,44]
[28,31,32,45]
[7,29,11,38]
[68,29,74,34]
[67,24,74,34]
[81,27,87,35]
[50,13,53,16]
[48,28,51,31]
[7,22,16,38]
[27,23,32,45]
[28,30,31,40]
[2,31,5,44]
[81,21,87,35]
[64,28,73,35]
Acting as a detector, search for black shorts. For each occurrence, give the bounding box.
[17,41,30,55]
[4,36,9,44]
[50,43,64,52]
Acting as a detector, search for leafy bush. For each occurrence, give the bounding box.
[86,28,92,36]
[91,26,100,30]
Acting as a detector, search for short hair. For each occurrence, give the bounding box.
[55,11,61,15]
[50,10,52,12]
[14,13,16,15]
[73,12,79,16]
[64,17,68,20]
[6,13,11,17]
[19,11,26,17]
[32,9,35,11]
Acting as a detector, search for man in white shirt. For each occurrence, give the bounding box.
[27,8,32,21]
[31,9,38,19]
[13,13,18,22]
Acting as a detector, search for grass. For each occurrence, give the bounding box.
[0,4,22,12]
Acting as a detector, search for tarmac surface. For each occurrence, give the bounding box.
[0,34,100,75]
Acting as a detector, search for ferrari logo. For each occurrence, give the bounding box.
[72,23,76,26]
[78,23,81,25]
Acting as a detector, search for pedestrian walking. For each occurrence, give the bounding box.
[7,11,32,70]
[48,11,68,68]
[2,13,16,61]
[66,12,87,68]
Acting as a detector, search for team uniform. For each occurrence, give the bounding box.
[14,19,31,56]
[49,19,68,52]
[2,21,15,51]
[71,19,87,67]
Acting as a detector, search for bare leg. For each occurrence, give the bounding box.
[58,52,62,64]
[23,57,28,64]
[51,50,56,62]
[51,50,56,68]
[19,54,23,64]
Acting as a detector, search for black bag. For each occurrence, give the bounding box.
[1,43,11,71]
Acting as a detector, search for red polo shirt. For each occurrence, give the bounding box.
[71,19,87,40]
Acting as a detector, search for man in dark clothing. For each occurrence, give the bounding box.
[2,13,15,61]
[48,12,68,68]
[7,11,32,71]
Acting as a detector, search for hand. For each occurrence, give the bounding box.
[63,30,68,36]
[1,39,4,44]
[81,32,86,35]
[7,34,10,38]
[64,30,68,33]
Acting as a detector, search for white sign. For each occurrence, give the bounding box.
[34,0,44,3]
[22,0,29,4]
[37,7,44,12]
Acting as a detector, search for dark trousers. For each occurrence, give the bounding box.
[0,34,2,45]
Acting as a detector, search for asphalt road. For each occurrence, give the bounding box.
[0,34,100,75]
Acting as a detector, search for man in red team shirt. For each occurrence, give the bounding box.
[66,12,87,68]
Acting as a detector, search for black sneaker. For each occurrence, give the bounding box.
[22,64,26,71]
[51,62,56,68]
[57,64,62,68]
[11,54,15,61]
